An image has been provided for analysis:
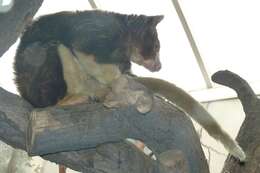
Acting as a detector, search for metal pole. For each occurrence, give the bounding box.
[88,0,98,9]
[171,0,213,88]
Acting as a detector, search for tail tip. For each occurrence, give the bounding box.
[230,145,246,162]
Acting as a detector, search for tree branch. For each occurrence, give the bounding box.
[212,70,260,173]
[27,99,203,158]
[0,0,43,57]
[212,70,258,114]
[0,86,209,172]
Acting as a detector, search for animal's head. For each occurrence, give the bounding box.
[127,15,164,72]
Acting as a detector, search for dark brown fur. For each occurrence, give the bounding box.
[14,10,163,107]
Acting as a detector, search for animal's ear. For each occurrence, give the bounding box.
[149,15,164,26]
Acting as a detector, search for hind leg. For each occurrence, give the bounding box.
[57,44,95,106]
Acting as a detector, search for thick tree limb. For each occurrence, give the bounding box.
[0,86,209,173]
[212,70,260,173]
[0,0,43,57]
[27,99,202,157]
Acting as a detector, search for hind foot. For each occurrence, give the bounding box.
[57,94,97,106]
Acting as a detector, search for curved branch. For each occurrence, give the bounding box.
[212,70,258,114]
[211,70,260,173]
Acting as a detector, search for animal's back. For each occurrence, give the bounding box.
[14,10,124,108]
[14,11,139,107]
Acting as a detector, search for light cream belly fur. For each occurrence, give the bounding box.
[57,44,121,102]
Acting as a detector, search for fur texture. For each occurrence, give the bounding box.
[14,10,163,107]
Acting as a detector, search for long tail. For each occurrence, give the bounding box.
[135,77,246,161]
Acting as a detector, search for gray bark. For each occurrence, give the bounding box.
[27,99,203,157]
[0,0,43,57]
